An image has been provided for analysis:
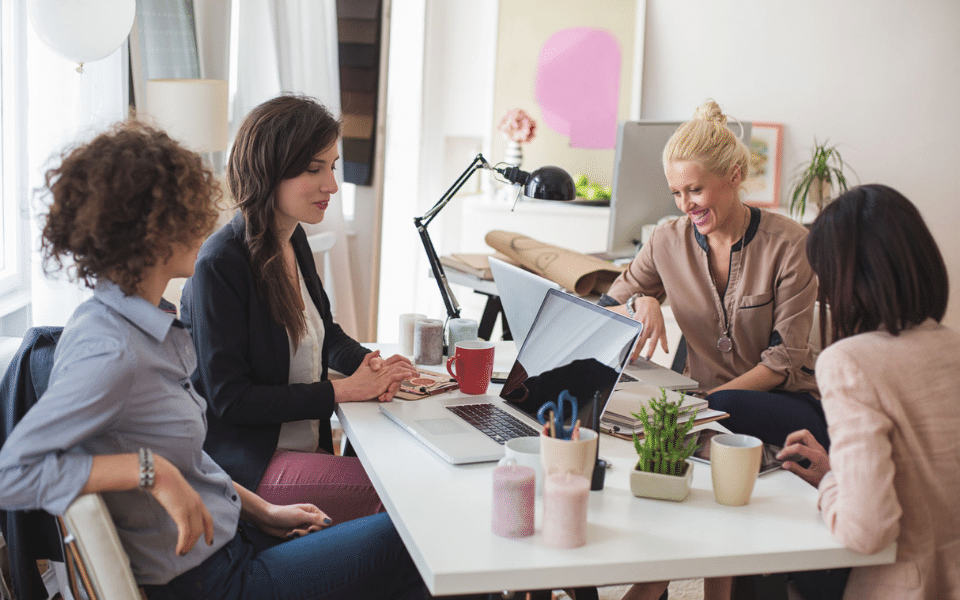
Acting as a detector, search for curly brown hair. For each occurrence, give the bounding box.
[41,121,221,296]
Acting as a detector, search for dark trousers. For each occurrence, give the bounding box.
[706,389,830,450]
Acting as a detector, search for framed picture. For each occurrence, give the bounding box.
[743,122,784,209]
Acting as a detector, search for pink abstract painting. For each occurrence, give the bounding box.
[534,28,621,150]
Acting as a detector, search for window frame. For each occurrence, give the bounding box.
[0,0,30,314]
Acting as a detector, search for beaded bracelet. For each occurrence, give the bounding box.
[138,447,155,490]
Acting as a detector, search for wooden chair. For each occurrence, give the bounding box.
[56,493,145,600]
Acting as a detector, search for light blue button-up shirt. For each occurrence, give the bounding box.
[0,281,242,585]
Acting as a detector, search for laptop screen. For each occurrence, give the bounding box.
[500,288,642,431]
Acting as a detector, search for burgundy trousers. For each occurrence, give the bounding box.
[255,450,385,525]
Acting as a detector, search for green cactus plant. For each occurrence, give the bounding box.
[632,389,700,477]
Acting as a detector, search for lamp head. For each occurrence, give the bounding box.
[494,164,576,201]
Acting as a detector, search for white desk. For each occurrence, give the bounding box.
[338,343,896,596]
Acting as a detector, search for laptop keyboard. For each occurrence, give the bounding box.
[446,403,540,445]
[620,372,638,382]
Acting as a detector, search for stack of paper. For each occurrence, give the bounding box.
[601,386,719,435]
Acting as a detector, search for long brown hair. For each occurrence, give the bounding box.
[227,95,341,342]
[42,121,219,295]
[806,184,948,343]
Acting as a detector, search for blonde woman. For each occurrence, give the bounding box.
[607,100,823,600]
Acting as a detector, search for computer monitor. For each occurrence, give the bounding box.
[607,120,752,257]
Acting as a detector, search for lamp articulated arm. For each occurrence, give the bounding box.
[414,153,575,322]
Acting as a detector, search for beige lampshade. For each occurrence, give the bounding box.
[145,79,228,153]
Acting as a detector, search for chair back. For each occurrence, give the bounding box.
[57,494,142,600]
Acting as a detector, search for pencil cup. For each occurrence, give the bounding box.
[540,428,598,481]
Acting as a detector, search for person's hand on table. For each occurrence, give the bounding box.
[778,429,831,487]
[332,350,418,403]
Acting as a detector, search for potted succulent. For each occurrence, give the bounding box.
[788,139,853,218]
[630,389,700,502]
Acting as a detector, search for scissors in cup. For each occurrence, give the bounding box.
[537,390,578,440]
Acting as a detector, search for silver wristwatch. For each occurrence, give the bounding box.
[625,293,643,319]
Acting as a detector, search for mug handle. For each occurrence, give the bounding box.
[446,355,460,380]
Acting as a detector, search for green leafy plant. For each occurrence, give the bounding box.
[632,389,700,476]
[574,174,612,201]
[788,140,853,218]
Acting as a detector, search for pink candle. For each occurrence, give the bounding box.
[542,473,589,548]
[491,464,535,538]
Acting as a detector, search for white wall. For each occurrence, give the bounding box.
[640,0,960,326]
[377,0,499,344]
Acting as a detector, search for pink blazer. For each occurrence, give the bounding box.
[816,320,960,600]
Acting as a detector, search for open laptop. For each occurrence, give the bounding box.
[380,289,642,464]
[488,256,698,391]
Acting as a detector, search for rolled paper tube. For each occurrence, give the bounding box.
[413,319,444,365]
[445,318,479,352]
[491,464,535,538]
[542,472,589,548]
[399,313,427,355]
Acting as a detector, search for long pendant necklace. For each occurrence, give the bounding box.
[711,206,748,353]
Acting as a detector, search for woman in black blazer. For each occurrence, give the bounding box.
[180,95,416,525]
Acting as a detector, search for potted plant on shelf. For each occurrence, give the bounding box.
[788,139,853,218]
[630,389,700,501]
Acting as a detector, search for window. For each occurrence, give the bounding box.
[0,1,29,313]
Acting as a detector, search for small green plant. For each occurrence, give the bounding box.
[574,174,612,201]
[632,389,700,476]
[788,139,853,218]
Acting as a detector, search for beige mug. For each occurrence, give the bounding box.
[710,433,763,506]
[540,428,598,481]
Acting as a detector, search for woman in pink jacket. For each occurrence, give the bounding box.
[780,184,960,600]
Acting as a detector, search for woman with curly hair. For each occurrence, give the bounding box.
[0,122,434,599]
[179,94,416,524]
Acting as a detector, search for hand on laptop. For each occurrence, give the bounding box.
[626,296,669,362]
[778,429,831,487]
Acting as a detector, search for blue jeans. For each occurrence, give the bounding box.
[706,389,830,450]
[144,513,430,600]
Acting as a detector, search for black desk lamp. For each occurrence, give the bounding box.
[414,154,576,320]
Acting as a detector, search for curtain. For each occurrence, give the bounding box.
[27,28,127,327]
[233,0,359,336]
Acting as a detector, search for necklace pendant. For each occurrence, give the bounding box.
[717,335,733,353]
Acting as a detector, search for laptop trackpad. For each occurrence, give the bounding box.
[417,418,466,435]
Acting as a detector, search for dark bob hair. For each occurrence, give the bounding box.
[806,184,948,343]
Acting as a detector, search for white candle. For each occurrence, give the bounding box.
[491,464,535,538]
[445,318,479,353]
[413,319,444,365]
[542,473,589,548]
[399,313,426,355]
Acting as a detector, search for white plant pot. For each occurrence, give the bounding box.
[629,460,694,502]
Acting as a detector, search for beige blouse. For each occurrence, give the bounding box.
[277,263,327,452]
[816,321,960,599]
[606,207,818,395]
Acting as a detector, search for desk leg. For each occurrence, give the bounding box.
[477,294,511,341]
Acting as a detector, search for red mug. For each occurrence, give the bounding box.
[446,341,495,395]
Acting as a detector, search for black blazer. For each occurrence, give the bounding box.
[180,213,368,491]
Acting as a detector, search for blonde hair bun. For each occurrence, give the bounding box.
[693,99,727,125]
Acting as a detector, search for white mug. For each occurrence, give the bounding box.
[498,436,543,496]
